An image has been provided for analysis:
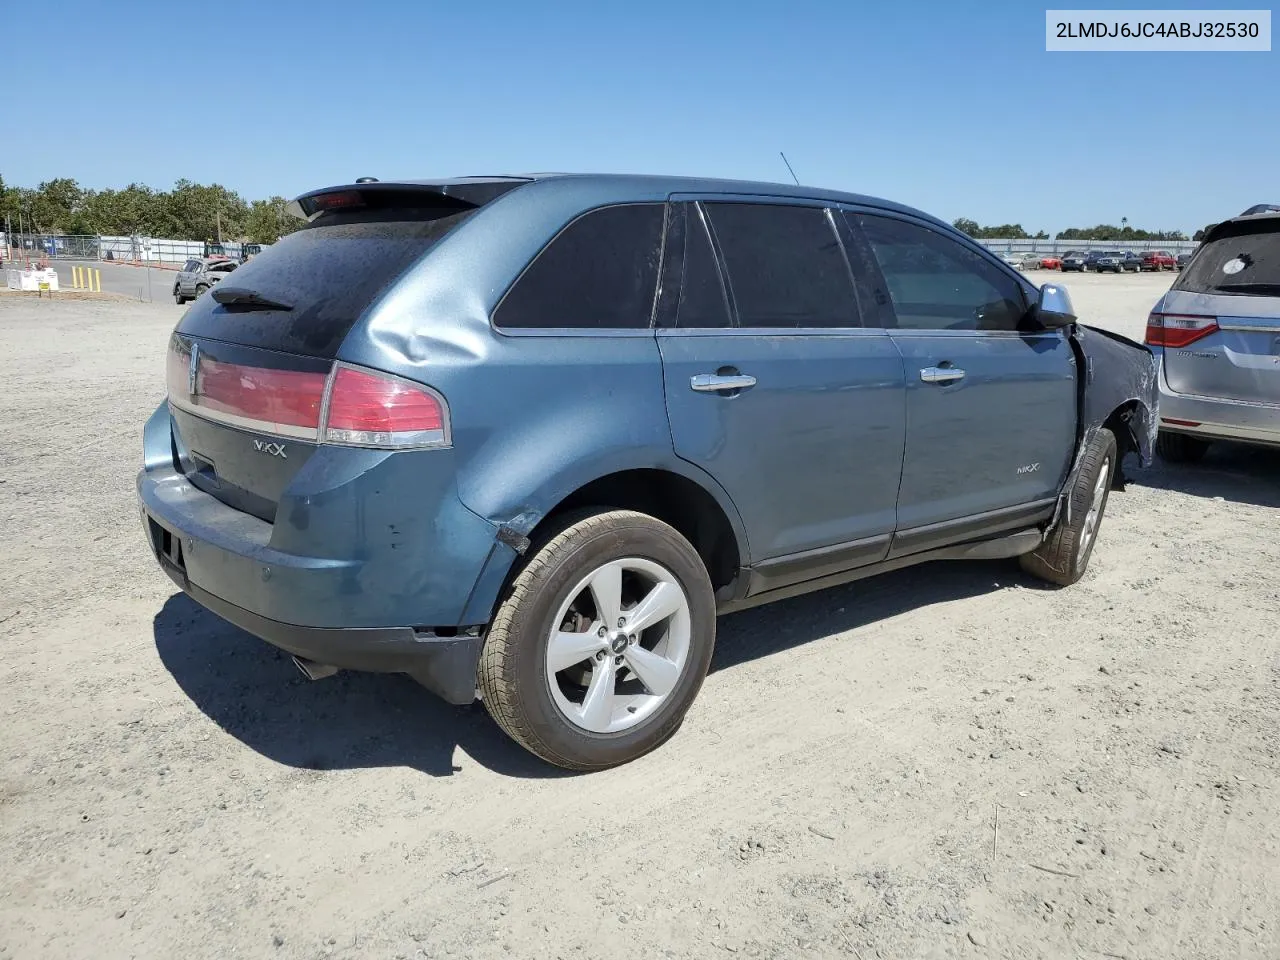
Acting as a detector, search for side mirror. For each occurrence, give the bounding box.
[1035,282,1077,329]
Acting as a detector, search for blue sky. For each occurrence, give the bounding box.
[7,0,1276,234]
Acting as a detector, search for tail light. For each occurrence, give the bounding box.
[166,339,449,449]
[1145,312,1219,348]
[323,365,448,448]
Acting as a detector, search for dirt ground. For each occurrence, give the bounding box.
[2,271,1278,960]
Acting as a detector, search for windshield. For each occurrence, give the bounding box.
[1175,221,1280,295]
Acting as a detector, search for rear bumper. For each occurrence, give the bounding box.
[145,533,481,703]
[141,501,483,703]
[136,403,506,703]
[1157,364,1280,447]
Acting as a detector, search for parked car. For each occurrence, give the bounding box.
[138,174,1158,770]
[1148,208,1280,461]
[998,252,1023,269]
[1040,254,1063,270]
[1061,251,1089,272]
[173,257,239,304]
[1120,252,1144,273]
[1142,250,1177,271]
[1087,251,1127,273]
[1175,252,1192,270]
[1017,251,1049,269]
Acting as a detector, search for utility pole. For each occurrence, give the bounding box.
[216,207,222,243]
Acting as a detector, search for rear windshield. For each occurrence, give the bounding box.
[1175,221,1280,295]
[175,208,473,357]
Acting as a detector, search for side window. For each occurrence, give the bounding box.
[183,259,202,272]
[494,203,665,329]
[854,214,1028,332]
[675,204,731,328]
[702,202,860,328]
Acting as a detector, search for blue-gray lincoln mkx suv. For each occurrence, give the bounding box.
[139,174,1158,770]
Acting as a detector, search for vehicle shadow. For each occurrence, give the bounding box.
[711,558,1023,674]
[155,560,1024,777]
[152,592,569,780]
[1129,444,1280,509]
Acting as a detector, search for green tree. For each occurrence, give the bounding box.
[244,196,299,244]
[166,179,250,242]
[952,217,980,236]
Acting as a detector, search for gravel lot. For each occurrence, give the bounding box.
[3,271,1278,960]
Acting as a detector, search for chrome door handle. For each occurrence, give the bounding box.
[690,373,757,393]
[919,366,965,384]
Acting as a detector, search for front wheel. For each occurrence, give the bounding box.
[173,288,186,305]
[1020,428,1117,587]
[478,509,716,771]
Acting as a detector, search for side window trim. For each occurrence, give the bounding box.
[693,201,740,328]
[832,207,896,330]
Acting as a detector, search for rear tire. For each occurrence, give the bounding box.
[195,284,209,299]
[1156,430,1210,463]
[478,509,716,771]
[1020,428,1117,587]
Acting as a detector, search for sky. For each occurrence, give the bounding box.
[6,0,1277,235]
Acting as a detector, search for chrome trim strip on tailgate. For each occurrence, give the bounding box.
[167,395,321,440]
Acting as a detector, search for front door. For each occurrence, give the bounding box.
[847,211,1077,556]
[658,200,906,592]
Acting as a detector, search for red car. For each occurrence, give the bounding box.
[1039,255,1063,270]
[1142,250,1177,271]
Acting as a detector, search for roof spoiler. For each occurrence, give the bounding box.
[287,178,533,221]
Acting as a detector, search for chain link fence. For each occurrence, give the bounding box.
[2,233,265,266]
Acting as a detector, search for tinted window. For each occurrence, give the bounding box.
[495,204,664,329]
[176,208,473,358]
[182,259,202,272]
[703,203,859,328]
[1175,221,1280,294]
[854,215,1028,332]
[676,204,731,328]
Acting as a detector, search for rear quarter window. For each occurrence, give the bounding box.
[494,203,665,330]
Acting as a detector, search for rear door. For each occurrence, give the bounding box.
[657,199,906,590]
[846,211,1077,556]
[1159,218,1280,405]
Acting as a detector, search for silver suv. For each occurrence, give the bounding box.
[1147,207,1280,460]
[173,257,238,305]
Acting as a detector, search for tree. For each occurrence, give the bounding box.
[952,218,1047,240]
[244,196,299,244]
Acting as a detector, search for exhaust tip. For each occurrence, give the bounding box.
[291,655,339,681]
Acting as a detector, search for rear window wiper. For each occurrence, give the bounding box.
[211,286,293,311]
[1212,282,1280,295]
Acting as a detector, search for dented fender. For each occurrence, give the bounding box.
[1050,324,1159,530]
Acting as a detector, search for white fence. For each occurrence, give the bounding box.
[99,236,258,264]
[977,238,1199,255]
[3,233,266,265]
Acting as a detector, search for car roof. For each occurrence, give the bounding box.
[293,173,953,233]
[1205,209,1280,242]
